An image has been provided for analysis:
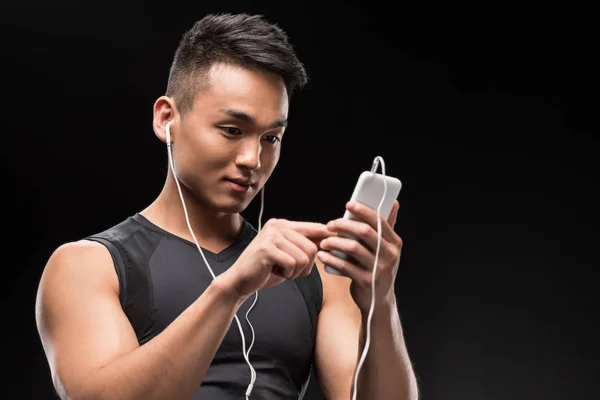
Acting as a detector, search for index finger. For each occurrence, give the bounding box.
[284,221,337,240]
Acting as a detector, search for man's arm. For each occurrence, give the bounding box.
[313,259,419,400]
[35,240,246,400]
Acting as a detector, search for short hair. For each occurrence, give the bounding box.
[166,13,309,116]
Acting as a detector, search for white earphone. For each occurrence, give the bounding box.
[166,122,172,146]
[164,121,385,399]
[165,121,260,398]
[351,155,387,400]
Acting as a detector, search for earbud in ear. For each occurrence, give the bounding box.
[166,121,173,146]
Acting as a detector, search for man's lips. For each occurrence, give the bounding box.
[224,178,255,193]
[225,177,255,186]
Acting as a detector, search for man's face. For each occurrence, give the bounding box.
[172,62,289,214]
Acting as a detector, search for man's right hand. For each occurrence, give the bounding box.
[218,218,336,299]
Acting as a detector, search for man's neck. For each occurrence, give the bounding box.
[140,177,244,254]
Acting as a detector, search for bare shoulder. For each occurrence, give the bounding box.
[37,239,119,301]
[35,239,121,335]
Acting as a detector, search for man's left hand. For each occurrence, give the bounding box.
[317,200,402,312]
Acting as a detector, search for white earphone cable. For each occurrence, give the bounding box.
[166,122,387,399]
[166,122,259,399]
[351,156,387,400]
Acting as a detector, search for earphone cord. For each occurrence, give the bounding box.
[166,124,259,398]
[351,156,387,400]
[166,123,385,399]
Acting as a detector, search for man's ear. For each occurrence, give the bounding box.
[153,96,178,144]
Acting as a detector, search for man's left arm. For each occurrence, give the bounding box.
[314,200,419,400]
[354,291,418,400]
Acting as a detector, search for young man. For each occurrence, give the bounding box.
[35,13,418,400]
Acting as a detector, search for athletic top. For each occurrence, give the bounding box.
[84,213,323,399]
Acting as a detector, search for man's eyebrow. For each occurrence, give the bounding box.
[219,108,288,129]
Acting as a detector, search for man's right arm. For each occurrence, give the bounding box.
[35,240,248,400]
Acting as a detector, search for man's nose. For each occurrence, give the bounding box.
[235,137,262,170]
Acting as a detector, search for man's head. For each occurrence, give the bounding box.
[153,13,308,214]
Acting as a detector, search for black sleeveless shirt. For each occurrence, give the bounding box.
[85,213,322,399]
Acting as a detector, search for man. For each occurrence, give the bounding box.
[35,13,419,400]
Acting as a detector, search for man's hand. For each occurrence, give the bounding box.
[317,200,402,312]
[219,219,337,300]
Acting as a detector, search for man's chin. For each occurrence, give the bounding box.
[220,204,247,214]
[215,197,252,214]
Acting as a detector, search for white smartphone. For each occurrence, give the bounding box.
[324,170,403,276]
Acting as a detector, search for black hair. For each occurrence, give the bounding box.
[166,13,308,116]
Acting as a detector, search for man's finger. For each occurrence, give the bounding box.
[285,221,336,239]
[388,200,399,226]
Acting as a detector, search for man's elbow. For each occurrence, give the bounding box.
[51,369,106,400]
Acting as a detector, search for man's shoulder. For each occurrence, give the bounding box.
[50,239,113,264]
[38,239,120,309]
[43,212,138,280]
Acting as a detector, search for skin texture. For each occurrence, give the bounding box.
[35,61,418,400]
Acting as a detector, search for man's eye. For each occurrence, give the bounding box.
[221,127,242,135]
[264,136,281,144]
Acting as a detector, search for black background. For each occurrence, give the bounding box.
[1,1,597,399]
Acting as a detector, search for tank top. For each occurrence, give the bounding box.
[84,213,322,399]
